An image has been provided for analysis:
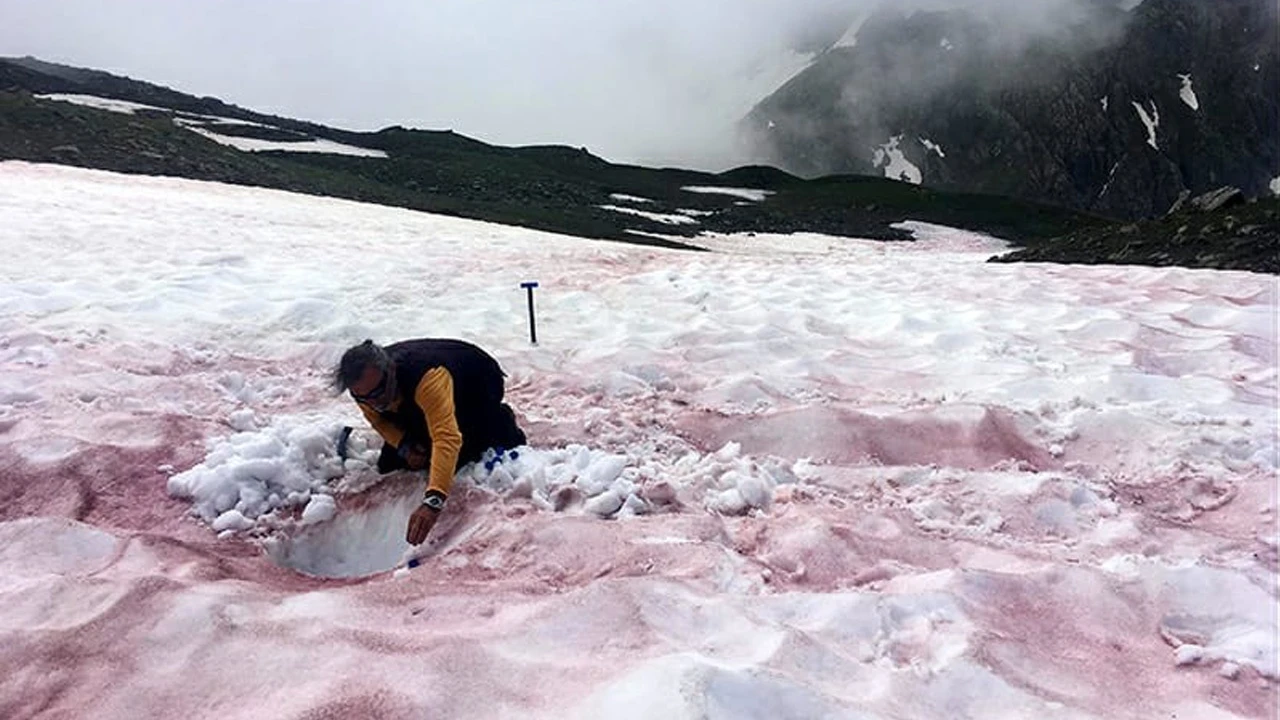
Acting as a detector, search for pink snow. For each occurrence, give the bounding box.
[0,162,1275,720]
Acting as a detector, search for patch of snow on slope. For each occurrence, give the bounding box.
[36,93,167,115]
[598,205,698,225]
[609,194,653,204]
[681,186,773,201]
[832,10,873,49]
[183,126,388,158]
[1132,100,1160,150]
[873,135,922,184]
[1178,74,1199,110]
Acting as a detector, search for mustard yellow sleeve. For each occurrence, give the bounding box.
[415,367,463,497]
[358,402,406,449]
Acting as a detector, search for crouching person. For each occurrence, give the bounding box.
[333,338,526,545]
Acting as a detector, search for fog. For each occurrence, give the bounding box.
[1,0,1133,170]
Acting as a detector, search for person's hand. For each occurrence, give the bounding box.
[404,445,429,470]
[406,504,439,545]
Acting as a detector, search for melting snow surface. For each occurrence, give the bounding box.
[0,161,1275,720]
[919,137,946,158]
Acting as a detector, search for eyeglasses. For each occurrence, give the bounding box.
[351,370,393,404]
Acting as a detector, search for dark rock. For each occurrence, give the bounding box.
[1189,187,1244,214]
[50,143,80,156]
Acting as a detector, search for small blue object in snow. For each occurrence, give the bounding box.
[485,446,515,473]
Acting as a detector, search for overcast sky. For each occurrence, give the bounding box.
[2,0,874,170]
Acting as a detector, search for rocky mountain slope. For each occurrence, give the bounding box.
[745,0,1278,221]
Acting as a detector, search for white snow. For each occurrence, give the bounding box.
[873,135,923,184]
[300,493,337,526]
[597,204,698,225]
[832,9,872,49]
[36,92,170,115]
[183,125,388,158]
[37,92,386,158]
[1098,159,1123,200]
[0,161,1275,719]
[608,193,653,204]
[680,185,773,201]
[1177,74,1200,110]
[941,37,954,51]
[38,93,264,128]
[1101,96,1109,112]
[1270,176,1279,196]
[920,137,946,158]
[166,414,347,524]
[1132,100,1160,150]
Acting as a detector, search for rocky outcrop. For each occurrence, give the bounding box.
[991,191,1279,272]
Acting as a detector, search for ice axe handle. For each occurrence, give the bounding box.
[521,281,539,344]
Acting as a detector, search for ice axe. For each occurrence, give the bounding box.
[521,281,539,344]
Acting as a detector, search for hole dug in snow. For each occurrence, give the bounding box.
[263,484,424,579]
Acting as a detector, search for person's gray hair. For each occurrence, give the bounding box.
[332,339,391,394]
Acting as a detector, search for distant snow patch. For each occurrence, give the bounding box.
[677,208,716,217]
[1132,100,1160,150]
[184,126,388,158]
[873,135,922,184]
[833,10,872,49]
[35,93,166,115]
[598,205,698,225]
[1271,176,1280,196]
[941,38,954,51]
[681,186,773,202]
[1098,160,1122,200]
[920,137,946,158]
[609,193,653,204]
[1177,74,1199,110]
[38,94,267,129]
[625,229,683,242]
[1101,96,1109,112]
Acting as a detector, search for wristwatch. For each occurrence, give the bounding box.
[422,490,446,511]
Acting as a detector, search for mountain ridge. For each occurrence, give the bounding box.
[1,54,1274,272]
